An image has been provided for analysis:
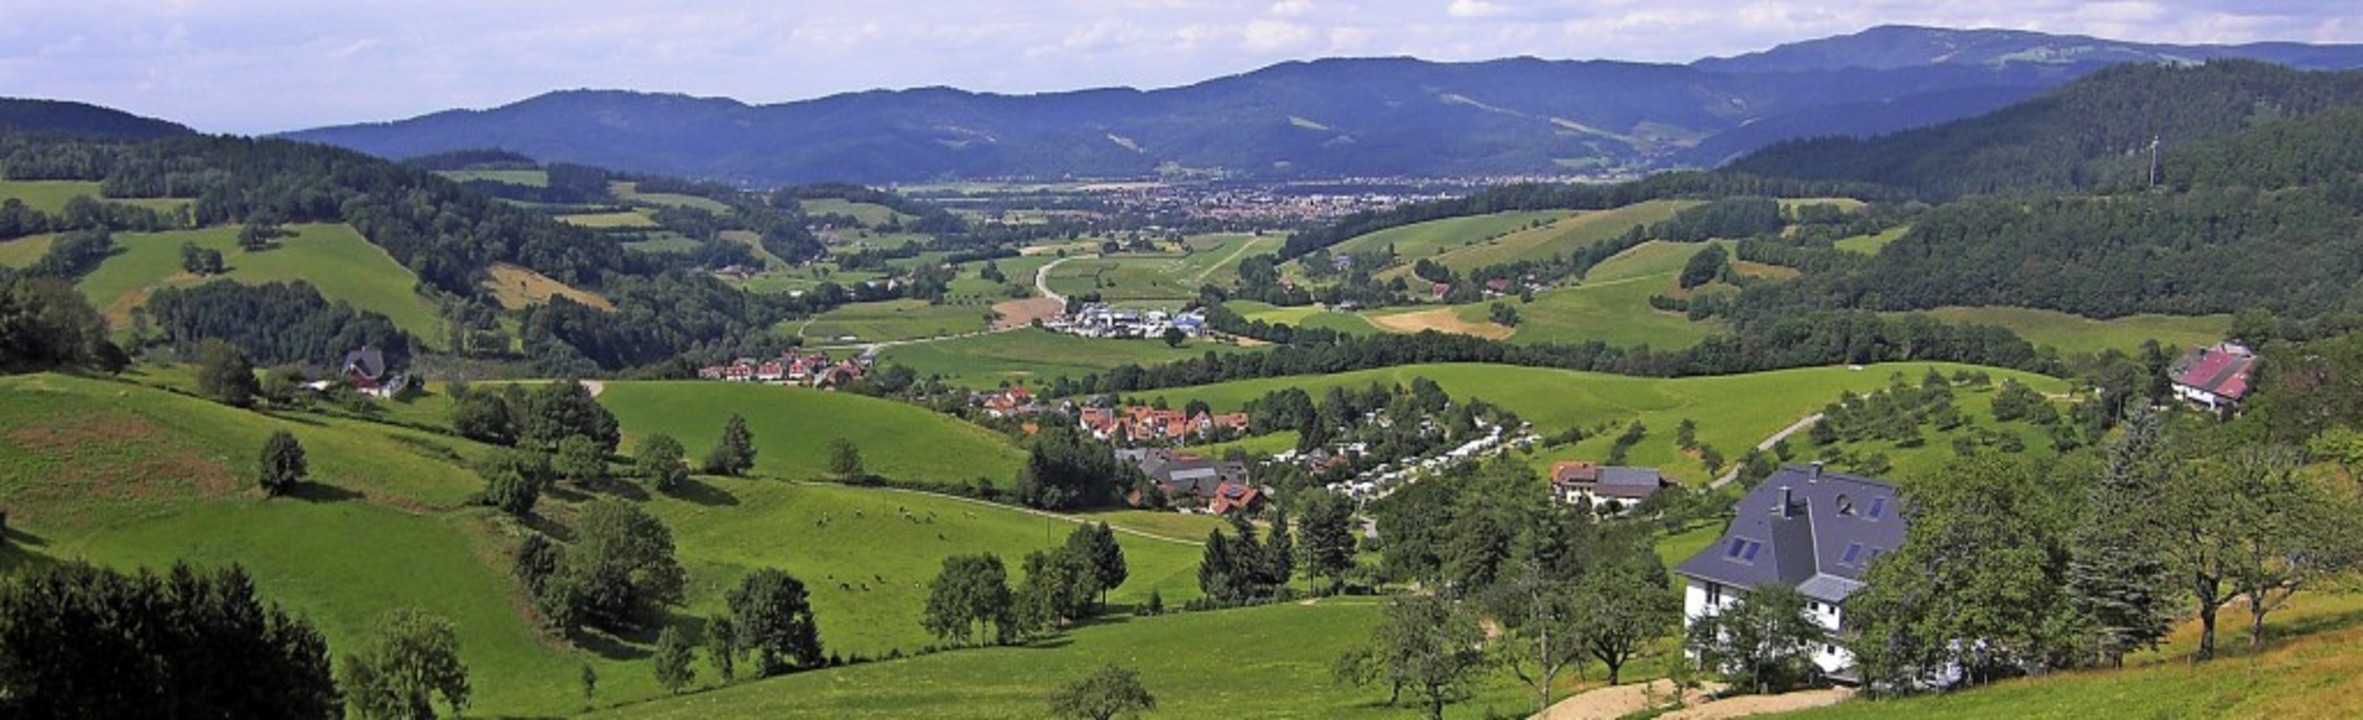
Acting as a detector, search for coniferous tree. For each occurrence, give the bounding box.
[2066,406,2175,668]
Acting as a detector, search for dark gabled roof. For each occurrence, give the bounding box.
[1673,464,1905,604]
[342,347,387,380]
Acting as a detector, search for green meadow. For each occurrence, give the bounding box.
[595,599,1560,719]
[560,210,661,228]
[1444,240,1725,349]
[71,223,443,342]
[1330,210,1573,260]
[1401,200,1696,276]
[598,381,1026,487]
[1044,234,1280,302]
[1899,306,2228,356]
[0,179,187,215]
[1229,300,1381,335]
[434,169,548,187]
[799,198,912,226]
[1834,225,1911,254]
[800,298,992,343]
[0,233,53,268]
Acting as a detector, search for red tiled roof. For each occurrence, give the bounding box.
[2174,346,2256,400]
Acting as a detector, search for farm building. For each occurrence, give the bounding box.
[2169,342,2255,411]
[1548,461,1668,512]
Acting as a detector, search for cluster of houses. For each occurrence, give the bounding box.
[695,350,870,389]
[1044,303,1209,340]
[1117,448,1265,515]
[1077,405,1252,444]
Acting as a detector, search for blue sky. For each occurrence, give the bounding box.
[2,1,2356,133]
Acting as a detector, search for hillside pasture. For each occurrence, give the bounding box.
[595,599,1556,719]
[559,210,660,228]
[598,381,1024,487]
[1329,210,1572,261]
[1420,240,1725,349]
[800,198,912,226]
[1898,306,2228,356]
[0,179,188,215]
[1229,300,1379,335]
[800,299,991,344]
[435,169,548,187]
[1044,235,1274,302]
[0,233,52,268]
[72,223,443,342]
[483,262,613,311]
[1400,200,1697,276]
[1366,307,1515,339]
[1834,226,1911,255]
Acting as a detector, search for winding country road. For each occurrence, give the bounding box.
[1034,255,1073,305]
[1711,412,1825,489]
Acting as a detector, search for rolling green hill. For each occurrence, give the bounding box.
[593,599,1549,719]
[598,381,1026,487]
[70,223,444,341]
[0,372,1215,715]
[799,299,992,344]
[1899,306,2227,356]
[0,179,188,215]
[1328,210,1571,260]
[1394,200,1695,276]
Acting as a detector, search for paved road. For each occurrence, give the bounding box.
[1711,412,1825,489]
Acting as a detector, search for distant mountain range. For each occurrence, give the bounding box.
[275,25,2363,185]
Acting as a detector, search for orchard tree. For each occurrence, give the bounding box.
[704,413,757,476]
[652,625,696,694]
[706,615,740,682]
[556,434,606,485]
[1065,522,1127,608]
[340,608,471,719]
[729,568,823,676]
[638,433,689,492]
[923,553,1015,646]
[826,437,862,479]
[194,338,258,408]
[1047,663,1157,720]
[258,430,307,497]
[1335,594,1488,720]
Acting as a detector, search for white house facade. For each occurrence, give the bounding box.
[1673,464,1906,682]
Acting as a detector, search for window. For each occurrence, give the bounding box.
[1740,540,1762,562]
[1809,601,1821,612]
[1705,582,1723,605]
[1825,644,1836,654]
[1867,497,1887,519]
[1835,494,1854,515]
[1841,542,1863,565]
[1726,538,1748,558]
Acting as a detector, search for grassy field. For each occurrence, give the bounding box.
[594,598,1561,719]
[599,381,1025,487]
[1043,235,1277,302]
[483,262,613,311]
[1834,226,1911,255]
[1900,306,2228,356]
[0,233,52,268]
[641,478,1209,661]
[72,223,443,342]
[560,210,661,229]
[800,299,992,344]
[1403,200,1697,276]
[1329,210,1572,261]
[1396,240,1723,349]
[800,198,912,227]
[1229,300,1380,335]
[876,329,1253,388]
[1141,362,2069,485]
[0,372,1219,715]
[1795,592,2363,719]
[0,179,187,215]
[622,233,703,254]
[435,169,548,187]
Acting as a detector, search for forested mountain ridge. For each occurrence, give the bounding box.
[0,98,193,140]
[1727,60,2363,198]
[281,28,2363,184]
[1696,24,2363,74]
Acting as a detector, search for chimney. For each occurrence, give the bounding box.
[1808,461,1823,483]
[1777,486,1794,518]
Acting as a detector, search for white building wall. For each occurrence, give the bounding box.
[1683,579,1858,678]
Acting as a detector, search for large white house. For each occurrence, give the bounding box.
[1672,463,1905,682]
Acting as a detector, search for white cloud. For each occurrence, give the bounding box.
[1446,0,1504,19]
[1243,19,1314,52]
[1268,0,1315,17]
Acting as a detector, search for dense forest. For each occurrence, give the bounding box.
[1728,61,2363,199]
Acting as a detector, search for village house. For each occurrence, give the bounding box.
[1548,461,1668,512]
[978,385,1048,418]
[1077,404,1249,445]
[2169,342,2256,411]
[1120,448,1261,513]
[1674,463,1905,684]
[696,350,868,389]
[341,347,407,399]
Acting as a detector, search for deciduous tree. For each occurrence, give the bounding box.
[704,413,757,476]
[258,430,307,497]
[728,568,823,676]
[341,607,471,719]
[1047,663,1157,720]
[637,433,689,492]
[652,625,696,694]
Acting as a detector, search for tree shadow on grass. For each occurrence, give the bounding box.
[588,478,649,502]
[520,512,577,543]
[570,626,654,662]
[259,411,329,428]
[286,481,365,503]
[665,477,740,507]
[0,530,56,574]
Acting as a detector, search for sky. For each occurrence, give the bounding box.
[2,1,2357,134]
